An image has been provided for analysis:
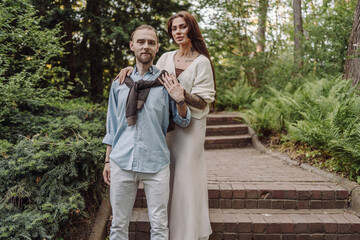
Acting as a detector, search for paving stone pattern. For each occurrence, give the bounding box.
[110,113,360,240]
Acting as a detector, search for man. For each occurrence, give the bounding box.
[102,25,190,240]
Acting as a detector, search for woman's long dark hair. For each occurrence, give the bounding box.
[167,11,216,91]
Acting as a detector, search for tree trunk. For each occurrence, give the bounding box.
[344,0,360,86]
[293,0,303,68]
[251,0,269,86]
[256,0,268,53]
[63,0,76,84]
[87,0,104,101]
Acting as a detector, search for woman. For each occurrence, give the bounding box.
[118,11,215,240]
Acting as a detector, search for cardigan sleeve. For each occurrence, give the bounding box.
[190,57,216,103]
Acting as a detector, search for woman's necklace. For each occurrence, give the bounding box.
[176,47,199,63]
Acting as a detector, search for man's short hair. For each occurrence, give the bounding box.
[131,25,158,42]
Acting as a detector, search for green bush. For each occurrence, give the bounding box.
[216,79,258,110]
[287,78,360,180]
[0,99,106,240]
[0,0,69,143]
[1,1,107,239]
[240,82,301,136]
[242,76,360,181]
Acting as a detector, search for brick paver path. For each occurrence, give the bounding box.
[205,147,349,210]
[206,147,326,183]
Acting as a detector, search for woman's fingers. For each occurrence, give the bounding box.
[114,67,134,84]
[159,73,184,102]
[159,74,169,86]
[118,72,125,83]
[158,76,164,85]
[118,70,127,84]
[126,68,132,76]
[113,73,120,81]
[163,73,176,84]
[159,73,180,93]
[162,74,171,89]
[168,73,176,84]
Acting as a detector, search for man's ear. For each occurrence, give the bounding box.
[156,43,159,53]
[130,41,134,51]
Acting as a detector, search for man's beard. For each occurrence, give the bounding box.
[136,53,154,64]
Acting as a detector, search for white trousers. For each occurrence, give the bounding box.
[109,160,170,240]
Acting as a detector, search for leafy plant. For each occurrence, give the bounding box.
[242,75,360,182]
[0,99,106,240]
[217,79,258,110]
[0,1,107,239]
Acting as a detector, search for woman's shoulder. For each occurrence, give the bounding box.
[197,54,210,63]
[156,50,176,69]
[157,50,175,65]
[193,54,211,69]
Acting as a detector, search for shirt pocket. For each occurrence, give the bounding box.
[146,87,166,112]
[143,87,167,128]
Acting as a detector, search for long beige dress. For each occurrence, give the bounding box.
[156,51,215,240]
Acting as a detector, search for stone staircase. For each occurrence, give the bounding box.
[108,113,360,240]
[205,113,251,149]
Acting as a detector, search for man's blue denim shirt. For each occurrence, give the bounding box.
[102,65,191,173]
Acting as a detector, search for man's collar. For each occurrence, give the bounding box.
[133,65,159,76]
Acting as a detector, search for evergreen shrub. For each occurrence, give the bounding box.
[0,99,106,240]
[1,1,106,239]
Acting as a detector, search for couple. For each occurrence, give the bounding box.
[102,11,216,240]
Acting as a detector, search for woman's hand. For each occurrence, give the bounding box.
[113,66,134,84]
[159,72,185,103]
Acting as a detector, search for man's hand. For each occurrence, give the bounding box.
[113,67,134,84]
[159,72,185,103]
[103,163,110,185]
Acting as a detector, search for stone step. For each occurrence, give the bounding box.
[205,135,252,149]
[206,124,248,136]
[123,208,360,240]
[133,182,349,210]
[206,113,243,126]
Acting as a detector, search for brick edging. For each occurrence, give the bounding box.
[89,187,111,240]
[248,126,360,215]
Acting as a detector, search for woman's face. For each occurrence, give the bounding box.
[171,17,191,46]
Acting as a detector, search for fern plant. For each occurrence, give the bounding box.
[217,79,258,110]
[242,75,360,182]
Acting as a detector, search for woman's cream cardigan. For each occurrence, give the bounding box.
[156,50,216,119]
